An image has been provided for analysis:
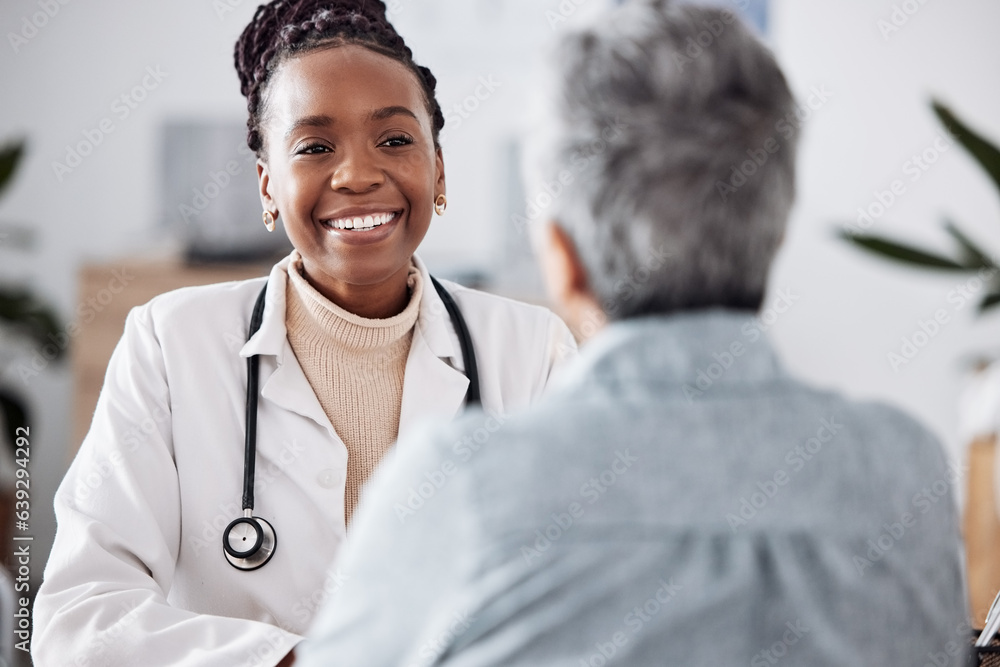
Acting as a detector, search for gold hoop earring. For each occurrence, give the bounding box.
[434,194,448,216]
[262,210,276,233]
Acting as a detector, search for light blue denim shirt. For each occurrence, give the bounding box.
[299,310,968,666]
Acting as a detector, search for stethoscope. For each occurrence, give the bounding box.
[223,276,481,570]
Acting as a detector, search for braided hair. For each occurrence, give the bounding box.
[234,0,445,156]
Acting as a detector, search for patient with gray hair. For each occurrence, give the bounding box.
[299,1,968,665]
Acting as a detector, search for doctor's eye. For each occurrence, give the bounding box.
[296,143,332,155]
[379,134,413,148]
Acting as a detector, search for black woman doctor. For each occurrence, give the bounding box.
[32,2,575,665]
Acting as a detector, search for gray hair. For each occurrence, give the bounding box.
[526,0,798,319]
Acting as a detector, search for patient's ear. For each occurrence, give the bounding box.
[539,221,606,343]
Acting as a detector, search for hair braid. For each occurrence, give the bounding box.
[234,0,444,156]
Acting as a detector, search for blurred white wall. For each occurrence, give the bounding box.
[767,0,1000,476]
[0,0,998,576]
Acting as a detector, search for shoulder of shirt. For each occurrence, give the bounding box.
[742,375,951,478]
[772,374,944,449]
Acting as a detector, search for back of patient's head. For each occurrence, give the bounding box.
[531,0,798,320]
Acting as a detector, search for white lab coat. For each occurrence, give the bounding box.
[32,254,576,667]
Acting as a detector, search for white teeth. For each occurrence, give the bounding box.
[326,211,396,231]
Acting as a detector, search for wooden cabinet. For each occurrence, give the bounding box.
[72,257,273,453]
[965,435,1000,625]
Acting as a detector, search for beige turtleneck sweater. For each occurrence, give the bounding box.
[284,251,422,523]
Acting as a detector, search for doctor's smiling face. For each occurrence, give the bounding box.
[256,44,445,318]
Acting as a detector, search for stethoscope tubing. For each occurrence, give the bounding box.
[242,285,268,512]
[225,275,479,570]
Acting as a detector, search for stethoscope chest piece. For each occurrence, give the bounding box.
[223,512,276,571]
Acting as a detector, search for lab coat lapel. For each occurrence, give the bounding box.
[258,350,335,437]
[240,259,335,438]
[398,256,471,438]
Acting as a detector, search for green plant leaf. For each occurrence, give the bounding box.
[0,287,65,361]
[839,230,968,270]
[0,140,26,199]
[943,220,997,269]
[979,292,1000,312]
[932,100,1000,199]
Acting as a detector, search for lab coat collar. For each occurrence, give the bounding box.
[410,254,462,366]
[239,254,462,364]
[400,254,470,432]
[239,256,294,362]
[238,255,333,438]
[239,253,471,437]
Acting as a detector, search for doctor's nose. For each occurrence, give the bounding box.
[329,149,384,193]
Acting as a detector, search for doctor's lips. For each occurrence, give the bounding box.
[322,209,399,232]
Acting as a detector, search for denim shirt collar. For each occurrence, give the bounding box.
[554,309,786,397]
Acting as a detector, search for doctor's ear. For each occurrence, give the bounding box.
[256,158,276,213]
[434,145,446,192]
[539,221,605,343]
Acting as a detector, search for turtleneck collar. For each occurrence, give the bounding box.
[285,250,423,352]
